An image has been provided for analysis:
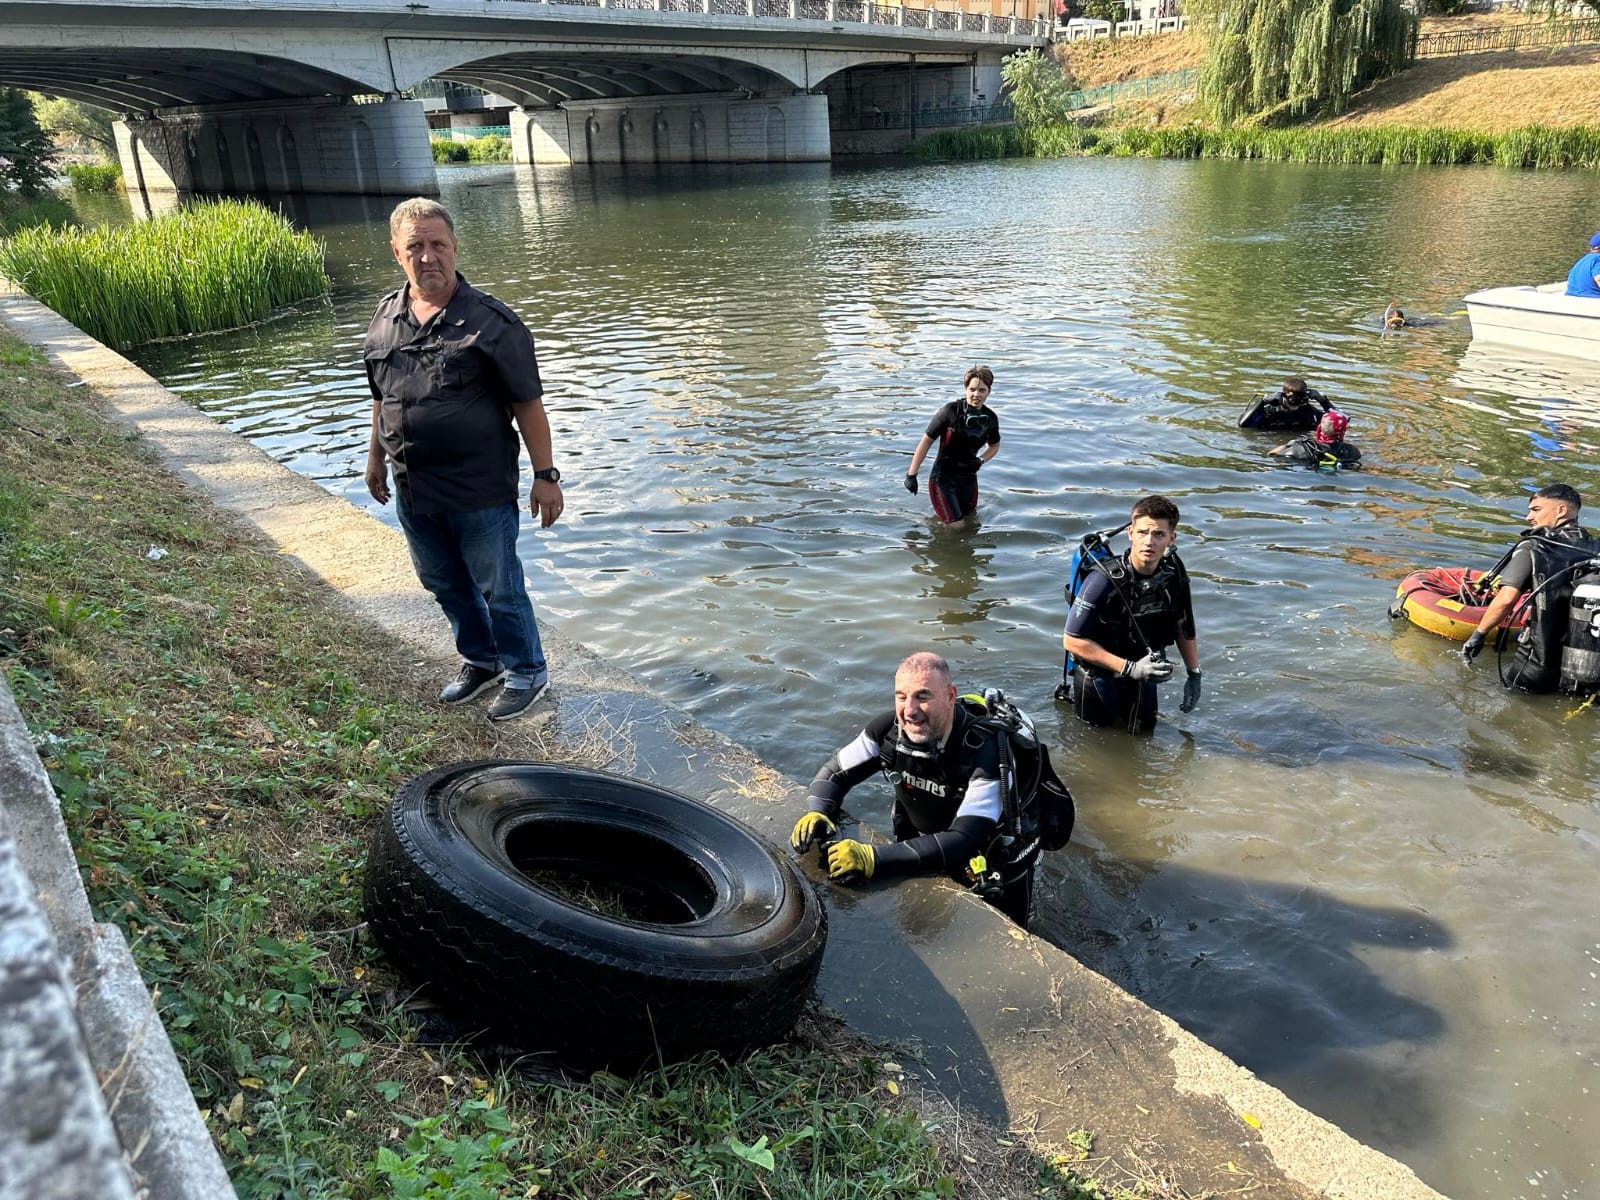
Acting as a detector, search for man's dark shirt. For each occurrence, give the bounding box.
[1065,558,1194,669]
[1244,388,1331,432]
[1280,438,1361,469]
[926,401,1000,480]
[364,275,543,516]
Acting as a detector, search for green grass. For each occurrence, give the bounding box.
[63,162,122,193]
[431,135,512,165]
[911,120,1600,169]
[0,190,74,235]
[0,328,1145,1200]
[0,197,328,351]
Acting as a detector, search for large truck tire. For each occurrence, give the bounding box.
[362,760,827,1068]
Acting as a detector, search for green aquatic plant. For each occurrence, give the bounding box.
[911,120,1600,172]
[0,197,328,351]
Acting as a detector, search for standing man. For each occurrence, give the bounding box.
[364,198,563,721]
[1462,484,1598,692]
[1061,495,1201,734]
[790,652,1041,926]
[1564,232,1600,298]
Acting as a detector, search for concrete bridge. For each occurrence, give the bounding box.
[0,0,1048,193]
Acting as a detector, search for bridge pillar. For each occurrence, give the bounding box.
[511,92,829,166]
[115,98,437,197]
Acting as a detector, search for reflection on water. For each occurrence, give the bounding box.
[117,158,1600,1200]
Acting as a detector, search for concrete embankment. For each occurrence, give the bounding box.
[0,283,1450,1200]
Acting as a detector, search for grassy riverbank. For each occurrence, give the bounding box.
[0,198,328,351]
[913,119,1600,167]
[0,328,1139,1198]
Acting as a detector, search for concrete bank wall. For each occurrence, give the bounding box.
[0,682,237,1198]
[0,285,1449,1200]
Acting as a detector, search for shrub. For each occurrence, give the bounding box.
[430,138,469,163]
[465,134,511,163]
[0,192,74,235]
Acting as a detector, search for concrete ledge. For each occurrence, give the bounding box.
[0,682,237,1200]
[0,284,1449,1200]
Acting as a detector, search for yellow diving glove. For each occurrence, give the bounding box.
[826,839,876,882]
[967,855,988,884]
[789,811,837,853]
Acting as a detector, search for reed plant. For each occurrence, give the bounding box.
[62,162,122,193]
[0,197,328,351]
[912,121,1600,171]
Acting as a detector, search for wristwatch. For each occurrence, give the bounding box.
[533,467,561,484]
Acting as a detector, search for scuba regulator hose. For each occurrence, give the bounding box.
[1495,556,1600,690]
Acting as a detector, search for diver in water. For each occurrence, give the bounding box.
[1238,377,1333,432]
[790,651,1059,926]
[1383,303,1408,330]
[1272,409,1362,470]
[1462,484,1600,692]
[1059,495,1202,734]
[905,366,1000,525]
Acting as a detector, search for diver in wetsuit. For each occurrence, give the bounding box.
[1272,409,1362,470]
[1061,495,1202,734]
[1238,377,1333,433]
[1462,483,1600,692]
[905,366,1001,524]
[789,651,1038,925]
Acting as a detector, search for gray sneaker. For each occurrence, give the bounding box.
[487,680,550,722]
[439,663,506,705]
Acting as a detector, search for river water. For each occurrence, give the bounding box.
[123,159,1599,1200]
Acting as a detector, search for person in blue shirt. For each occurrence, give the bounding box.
[1565,232,1600,298]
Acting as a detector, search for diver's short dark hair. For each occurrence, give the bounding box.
[1281,377,1307,395]
[1534,483,1582,511]
[1131,495,1180,528]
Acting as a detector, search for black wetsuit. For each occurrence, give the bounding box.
[1279,437,1362,469]
[1239,388,1331,432]
[806,705,1035,924]
[925,401,999,523]
[1064,553,1194,734]
[1497,523,1600,692]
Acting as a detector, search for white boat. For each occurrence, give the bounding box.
[1463,282,1600,362]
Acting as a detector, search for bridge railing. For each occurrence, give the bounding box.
[495,0,1051,37]
[1414,16,1600,56]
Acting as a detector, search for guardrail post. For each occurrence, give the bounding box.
[789,0,798,15]
[746,0,754,13]
[826,0,835,17]
[897,4,905,24]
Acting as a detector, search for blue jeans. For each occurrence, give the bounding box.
[395,494,547,689]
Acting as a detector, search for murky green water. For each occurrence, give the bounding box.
[127,158,1600,1200]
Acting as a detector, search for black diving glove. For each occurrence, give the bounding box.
[1180,670,1203,713]
[1461,631,1486,663]
[904,473,918,495]
[1122,652,1174,684]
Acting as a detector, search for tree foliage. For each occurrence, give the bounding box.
[1001,50,1079,130]
[1080,0,1126,22]
[31,94,117,156]
[1191,0,1418,124]
[0,88,56,196]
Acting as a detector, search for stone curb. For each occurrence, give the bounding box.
[0,284,1450,1200]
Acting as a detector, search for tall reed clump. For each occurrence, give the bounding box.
[0,198,328,351]
[63,162,122,193]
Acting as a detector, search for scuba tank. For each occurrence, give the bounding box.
[1558,574,1600,694]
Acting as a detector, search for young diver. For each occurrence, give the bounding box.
[1238,377,1334,432]
[1058,495,1202,734]
[1461,483,1600,693]
[905,366,1001,525]
[1383,303,1407,330]
[1271,410,1362,470]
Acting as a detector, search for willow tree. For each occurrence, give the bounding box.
[1192,0,1417,124]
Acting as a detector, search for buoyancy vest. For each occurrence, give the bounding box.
[1505,524,1600,693]
[1566,252,1600,298]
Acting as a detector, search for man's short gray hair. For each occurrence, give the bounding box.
[389,197,455,240]
[897,651,951,683]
